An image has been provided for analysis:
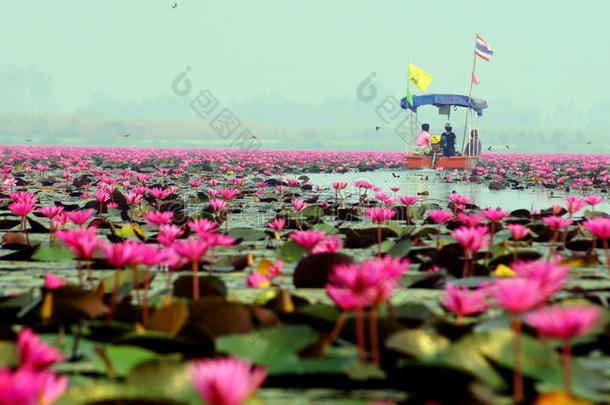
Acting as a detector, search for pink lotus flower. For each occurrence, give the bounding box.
[218,188,240,200]
[489,278,545,313]
[542,215,572,231]
[8,200,35,217]
[39,206,64,218]
[482,208,509,222]
[565,196,585,214]
[209,199,228,212]
[507,224,530,240]
[365,207,396,223]
[428,209,453,224]
[100,241,140,268]
[188,219,218,235]
[397,195,418,206]
[66,209,94,226]
[145,210,173,225]
[201,233,235,247]
[584,195,603,206]
[583,217,610,239]
[512,260,569,298]
[331,181,348,190]
[311,235,344,254]
[441,283,489,318]
[246,273,271,288]
[44,273,66,289]
[56,227,99,260]
[268,218,285,231]
[150,187,173,200]
[157,224,184,246]
[94,189,111,203]
[0,368,68,405]
[448,193,471,205]
[450,226,489,252]
[18,328,64,370]
[173,237,209,263]
[190,357,267,405]
[291,199,308,212]
[525,305,601,340]
[125,192,143,206]
[290,230,327,250]
[456,212,484,227]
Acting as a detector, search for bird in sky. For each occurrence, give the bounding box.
[171,2,177,9]
[375,126,381,132]
[487,145,492,151]
[123,134,131,137]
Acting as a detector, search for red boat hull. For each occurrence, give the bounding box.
[405,155,477,170]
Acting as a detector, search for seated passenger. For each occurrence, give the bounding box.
[440,123,457,157]
[414,123,432,155]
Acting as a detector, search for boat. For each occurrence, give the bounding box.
[399,94,488,170]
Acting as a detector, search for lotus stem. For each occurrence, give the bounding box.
[355,309,366,362]
[369,307,380,364]
[376,224,382,257]
[192,260,200,300]
[511,314,524,403]
[324,312,347,347]
[562,339,573,396]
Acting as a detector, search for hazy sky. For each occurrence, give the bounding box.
[1,0,610,151]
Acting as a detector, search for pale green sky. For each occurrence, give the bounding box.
[1,1,609,149]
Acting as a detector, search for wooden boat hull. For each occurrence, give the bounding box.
[406,155,477,170]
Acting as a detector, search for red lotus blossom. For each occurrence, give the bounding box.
[583,217,610,239]
[56,227,99,260]
[489,278,545,313]
[289,230,327,250]
[565,196,585,214]
[291,199,308,212]
[331,181,348,190]
[268,218,285,231]
[451,226,490,252]
[173,237,209,263]
[428,209,453,224]
[512,260,570,297]
[542,215,572,231]
[482,208,509,222]
[397,195,418,206]
[209,199,228,212]
[584,195,603,206]
[526,305,601,340]
[18,328,64,370]
[43,273,66,289]
[190,357,267,405]
[0,368,68,405]
[188,219,218,235]
[311,234,344,253]
[218,188,240,200]
[507,224,530,240]
[145,210,173,225]
[66,209,94,226]
[441,283,489,318]
[365,207,396,223]
[456,212,484,227]
[39,206,64,218]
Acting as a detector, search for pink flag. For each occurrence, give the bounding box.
[471,72,480,85]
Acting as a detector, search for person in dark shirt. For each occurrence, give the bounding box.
[465,129,482,156]
[440,123,457,157]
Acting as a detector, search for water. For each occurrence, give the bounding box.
[289,169,610,212]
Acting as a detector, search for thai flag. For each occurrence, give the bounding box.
[475,35,493,61]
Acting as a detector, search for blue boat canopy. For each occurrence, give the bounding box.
[400,94,488,116]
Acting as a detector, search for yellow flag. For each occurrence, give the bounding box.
[408,63,433,91]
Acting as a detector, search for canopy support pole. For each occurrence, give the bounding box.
[461,45,478,155]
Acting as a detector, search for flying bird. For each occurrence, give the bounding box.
[505,145,510,149]
[391,172,400,178]
[26,139,32,143]
[586,141,591,145]
[375,126,381,131]
[123,134,131,137]
[487,145,493,151]
[171,2,177,8]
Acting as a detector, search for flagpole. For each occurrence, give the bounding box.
[461,41,478,155]
[406,58,411,156]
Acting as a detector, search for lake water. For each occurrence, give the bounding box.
[289,169,610,213]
